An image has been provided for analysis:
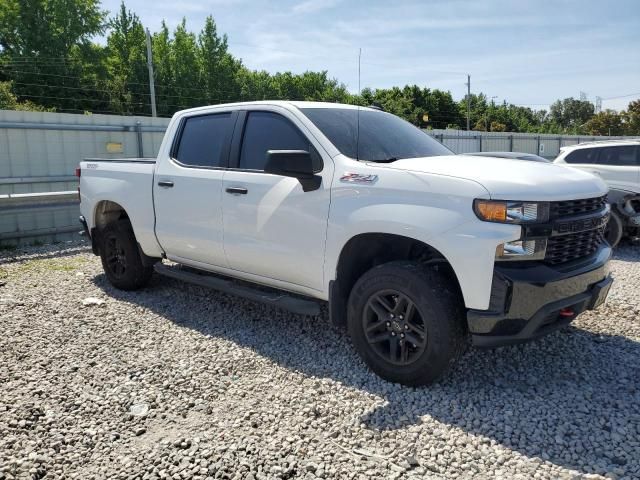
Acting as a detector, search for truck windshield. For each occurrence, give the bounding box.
[300,107,452,162]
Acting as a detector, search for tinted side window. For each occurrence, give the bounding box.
[564,148,598,164]
[597,146,638,166]
[239,112,311,171]
[175,113,232,167]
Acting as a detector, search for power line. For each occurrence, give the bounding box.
[601,92,640,100]
[1,67,246,98]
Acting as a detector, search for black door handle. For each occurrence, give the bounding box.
[157,180,174,188]
[226,187,248,195]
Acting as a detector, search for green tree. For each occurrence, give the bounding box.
[171,19,202,109]
[197,16,241,104]
[622,100,640,135]
[152,22,174,116]
[0,0,107,112]
[549,97,594,132]
[0,80,52,110]
[583,110,624,136]
[105,2,148,114]
[490,120,506,132]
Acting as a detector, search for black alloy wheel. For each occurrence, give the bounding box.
[347,261,466,386]
[363,290,427,366]
[104,235,128,279]
[99,219,155,290]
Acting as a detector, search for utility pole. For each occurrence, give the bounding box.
[145,28,157,117]
[466,74,471,131]
[358,48,362,95]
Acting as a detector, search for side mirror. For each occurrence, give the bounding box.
[265,150,321,192]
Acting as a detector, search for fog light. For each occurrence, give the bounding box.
[496,239,547,261]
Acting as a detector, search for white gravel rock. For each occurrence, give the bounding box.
[0,240,638,479]
[81,296,105,307]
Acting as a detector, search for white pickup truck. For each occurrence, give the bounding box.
[79,101,613,386]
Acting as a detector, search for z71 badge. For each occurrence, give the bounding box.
[340,172,378,184]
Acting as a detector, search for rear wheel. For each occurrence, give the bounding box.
[605,210,623,248]
[100,219,154,290]
[347,261,466,386]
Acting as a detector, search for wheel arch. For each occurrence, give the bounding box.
[90,200,136,257]
[328,232,464,327]
[93,199,130,230]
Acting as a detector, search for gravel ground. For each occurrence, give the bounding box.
[1,241,639,480]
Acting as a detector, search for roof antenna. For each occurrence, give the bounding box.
[356,47,362,161]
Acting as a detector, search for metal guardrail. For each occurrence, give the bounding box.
[0,225,81,241]
[0,191,78,207]
[0,191,80,242]
[0,175,76,185]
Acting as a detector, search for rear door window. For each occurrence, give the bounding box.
[596,146,638,166]
[564,148,599,164]
[174,112,233,168]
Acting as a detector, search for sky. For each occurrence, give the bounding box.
[100,0,640,112]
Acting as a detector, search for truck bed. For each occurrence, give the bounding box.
[79,157,163,257]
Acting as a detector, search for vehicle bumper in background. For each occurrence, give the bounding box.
[467,244,612,348]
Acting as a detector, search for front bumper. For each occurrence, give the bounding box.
[467,244,612,347]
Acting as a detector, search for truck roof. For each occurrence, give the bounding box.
[175,100,381,116]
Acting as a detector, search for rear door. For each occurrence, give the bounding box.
[221,108,333,292]
[591,145,640,191]
[154,111,237,267]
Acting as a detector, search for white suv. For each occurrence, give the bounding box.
[555,139,640,246]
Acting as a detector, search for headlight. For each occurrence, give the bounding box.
[474,199,548,224]
[496,239,547,261]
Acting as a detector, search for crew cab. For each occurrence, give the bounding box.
[78,101,613,386]
[555,139,640,246]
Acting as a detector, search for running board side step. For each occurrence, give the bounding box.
[154,263,321,316]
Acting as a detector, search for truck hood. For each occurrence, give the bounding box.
[378,154,608,201]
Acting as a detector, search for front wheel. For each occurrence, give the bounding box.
[100,219,154,290]
[347,261,466,386]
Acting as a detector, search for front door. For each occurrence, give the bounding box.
[222,109,333,292]
[154,111,236,267]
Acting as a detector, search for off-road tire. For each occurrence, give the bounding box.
[347,261,466,386]
[100,219,154,290]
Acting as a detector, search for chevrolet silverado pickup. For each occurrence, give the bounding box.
[78,101,613,386]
